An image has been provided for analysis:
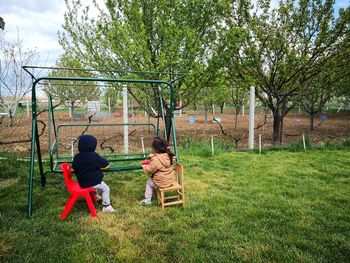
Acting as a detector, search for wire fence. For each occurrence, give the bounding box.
[0,98,349,155]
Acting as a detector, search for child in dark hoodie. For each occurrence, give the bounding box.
[140,137,176,205]
[72,134,115,213]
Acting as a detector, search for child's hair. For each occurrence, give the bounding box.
[152,137,175,165]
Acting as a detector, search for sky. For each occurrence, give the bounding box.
[1,0,349,67]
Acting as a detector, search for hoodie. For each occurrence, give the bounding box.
[72,135,109,188]
[143,153,175,188]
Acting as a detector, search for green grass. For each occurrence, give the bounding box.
[1,150,349,262]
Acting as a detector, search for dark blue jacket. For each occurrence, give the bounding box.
[72,135,109,188]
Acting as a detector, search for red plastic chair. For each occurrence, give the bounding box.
[60,163,97,219]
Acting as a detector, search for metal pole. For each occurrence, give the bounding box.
[28,79,37,218]
[123,85,128,154]
[249,86,255,149]
[108,97,111,117]
[170,82,178,162]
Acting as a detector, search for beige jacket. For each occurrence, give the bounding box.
[143,153,175,188]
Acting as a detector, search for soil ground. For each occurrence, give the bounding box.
[0,110,349,155]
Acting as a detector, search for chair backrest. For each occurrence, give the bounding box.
[175,163,184,189]
[60,163,74,194]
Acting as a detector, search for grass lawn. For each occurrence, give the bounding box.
[0,150,349,262]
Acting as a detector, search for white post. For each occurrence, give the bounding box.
[26,100,30,118]
[179,100,182,116]
[242,104,245,116]
[211,135,214,156]
[212,104,215,115]
[141,136,145,157]
[108,97,111,117]
[123,85,128,154]
[259,134,262,154]
[302,133,306,151]
[71,142,74,160]
[249,86,255,149]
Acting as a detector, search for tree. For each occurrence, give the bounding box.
[0,30,40,126]
[223,0,350,144]
[58,0,229,139]
[48,52,100,118]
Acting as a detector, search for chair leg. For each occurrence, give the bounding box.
[156,189,161,204]
[161,191,165,210]
[60,195,78,219]
[90,191,97,204]
[84,193,97,217]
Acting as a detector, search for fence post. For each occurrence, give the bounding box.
[302,133,306,151]
[259,134,262,154]
[249,86,255,149]
[211,135,214,156]
[123,85,128,154]
[141,136,145,158]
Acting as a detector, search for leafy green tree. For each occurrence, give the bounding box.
[59,0,229,139]
[48,52,100,118]
[222,0,350,144]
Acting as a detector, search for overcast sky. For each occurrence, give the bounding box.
[1,0,349,67]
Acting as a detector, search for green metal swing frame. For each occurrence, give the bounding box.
[23,66,179,218]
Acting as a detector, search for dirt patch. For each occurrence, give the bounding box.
[0,110,349,154]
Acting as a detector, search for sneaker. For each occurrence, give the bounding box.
[102,205,115,213]
[140,199,152,205]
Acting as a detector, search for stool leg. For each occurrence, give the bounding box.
[161,191,165,210]
[85,193,97,217]
[156,189,161,204]
[60,195,78,219]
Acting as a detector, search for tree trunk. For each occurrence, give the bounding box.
[70,101,74,119]
[220,102,225,114]
[234,107,239,130]
[272,111,282,144]
[309,113,315,131]
[8,109,14,127]
[204,104,208,124]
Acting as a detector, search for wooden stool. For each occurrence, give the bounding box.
[157,163,185,209]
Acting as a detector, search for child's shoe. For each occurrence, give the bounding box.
[140,198,152,205]
[102,205,115,213]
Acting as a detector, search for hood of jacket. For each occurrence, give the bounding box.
[78,135,97,153]
[154,153,172,168]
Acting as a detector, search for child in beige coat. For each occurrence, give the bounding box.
[140,137,176,205]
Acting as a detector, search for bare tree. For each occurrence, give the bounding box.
[0,30,40,126]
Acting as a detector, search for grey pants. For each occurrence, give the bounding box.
[92,181,111,206]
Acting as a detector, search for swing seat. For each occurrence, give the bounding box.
[60,163,97,219]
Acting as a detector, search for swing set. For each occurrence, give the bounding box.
[23,66,181,217]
